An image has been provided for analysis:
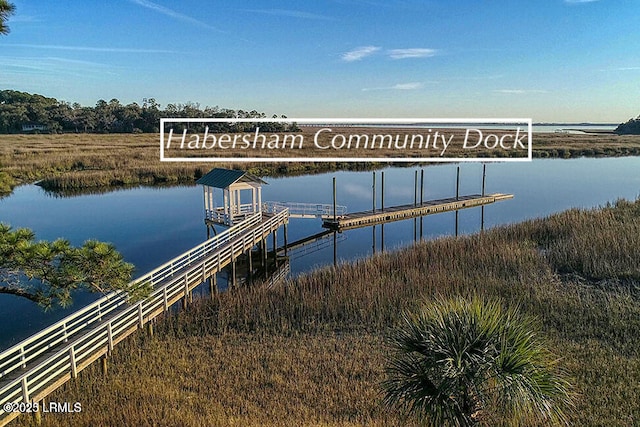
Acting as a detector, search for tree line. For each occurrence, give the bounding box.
[615,115,640,135]
[0,90,297,134]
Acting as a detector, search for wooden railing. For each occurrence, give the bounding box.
[263,201,347,219]
[0,209,288,426]
[205,204,260,225]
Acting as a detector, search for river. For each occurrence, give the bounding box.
[1,157,639,349]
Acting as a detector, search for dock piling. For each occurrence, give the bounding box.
[284,224,288,255]
[101,355,108,377]
[372,172,376,212]
[248,248,253,284]
[414,170,418,207]
[481,164,487,231]
[420,169,425,240]
[208,275,218,296]
[456,166,460,201]
[381,171,385,211]
[482,164,486,197]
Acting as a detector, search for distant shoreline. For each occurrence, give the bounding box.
[2,132,640,196]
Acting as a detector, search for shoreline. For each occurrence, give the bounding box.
[2,132,640,196]
[13,198,639,426]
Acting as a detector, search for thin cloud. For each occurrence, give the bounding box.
[494,89,547,94]
[342,46,381,62]
[599,66,640,71]
[388,48,437,59]
[362,82,424,91]
[445,74,504,80]
[390,82,424,90]
[9,15,41,23]
[241,9,333,20]
[0,56,117,78]
[3,43,176,53]
[565,0,599,3]
[129,0,223,32]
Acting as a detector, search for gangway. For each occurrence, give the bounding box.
[0,209,289,427]
[263,201,347,219]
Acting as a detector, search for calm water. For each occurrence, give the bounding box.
[1,157,639,349]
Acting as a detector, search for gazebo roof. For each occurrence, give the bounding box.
[196,168,267,189]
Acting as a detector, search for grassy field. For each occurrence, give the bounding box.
[15,199,640,426]
[1,131,640,195]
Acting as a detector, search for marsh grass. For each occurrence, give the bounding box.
[2,132,640,195]
[12,200,640,426]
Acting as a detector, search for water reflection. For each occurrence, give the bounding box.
[1,157,639,349]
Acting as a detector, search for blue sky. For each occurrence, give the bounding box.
[2,0,639,122]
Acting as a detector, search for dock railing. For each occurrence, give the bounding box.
[0,208,289,426]
[263,201,346,219]
[205,203,259,225]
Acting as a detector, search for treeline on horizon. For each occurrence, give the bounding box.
[0,90,297,134]
[1,89,639,135]
[615,115,640,135]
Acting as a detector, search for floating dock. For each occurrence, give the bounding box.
[322,193,513,231]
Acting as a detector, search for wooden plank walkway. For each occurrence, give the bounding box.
[322,193,513,230]
[0,209,288,427]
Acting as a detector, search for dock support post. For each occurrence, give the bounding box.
[209,275,218,296]
[101,355,108,376]
[231,259,237,288]
[414,170,418,206]
[333,177,337,221]
[482,164,486,197]
[381,171,385,211]
[420,169,424,205]
[248,248,253,283]
[420,169,424,241]
[33,403,42,425]
[147,320,154,337]
[69,347,77,379]
[456,166,460,201]
[183,275,190,308]
[482,163,487,233]
[283,224,288,255]
[455,166,460,236]
[381,223,385,252]
[262,239,267,273]
[414,170,418,242]
[372,172,376,212]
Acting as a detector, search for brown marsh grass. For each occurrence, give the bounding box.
[1,131,640,194]
[14,199,640,426]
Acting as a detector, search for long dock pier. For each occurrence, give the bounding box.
[0,209,288,427]
[322,193,513,231]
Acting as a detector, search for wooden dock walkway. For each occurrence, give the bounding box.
[322,193,513,230]
[0,209,288,427]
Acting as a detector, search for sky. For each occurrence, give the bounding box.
[1,0,639,122]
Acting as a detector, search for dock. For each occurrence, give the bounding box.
[322,193,513,230]
[0,209,289,427]
[0,167,514,425]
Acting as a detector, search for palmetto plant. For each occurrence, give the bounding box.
[382,296,573,426]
